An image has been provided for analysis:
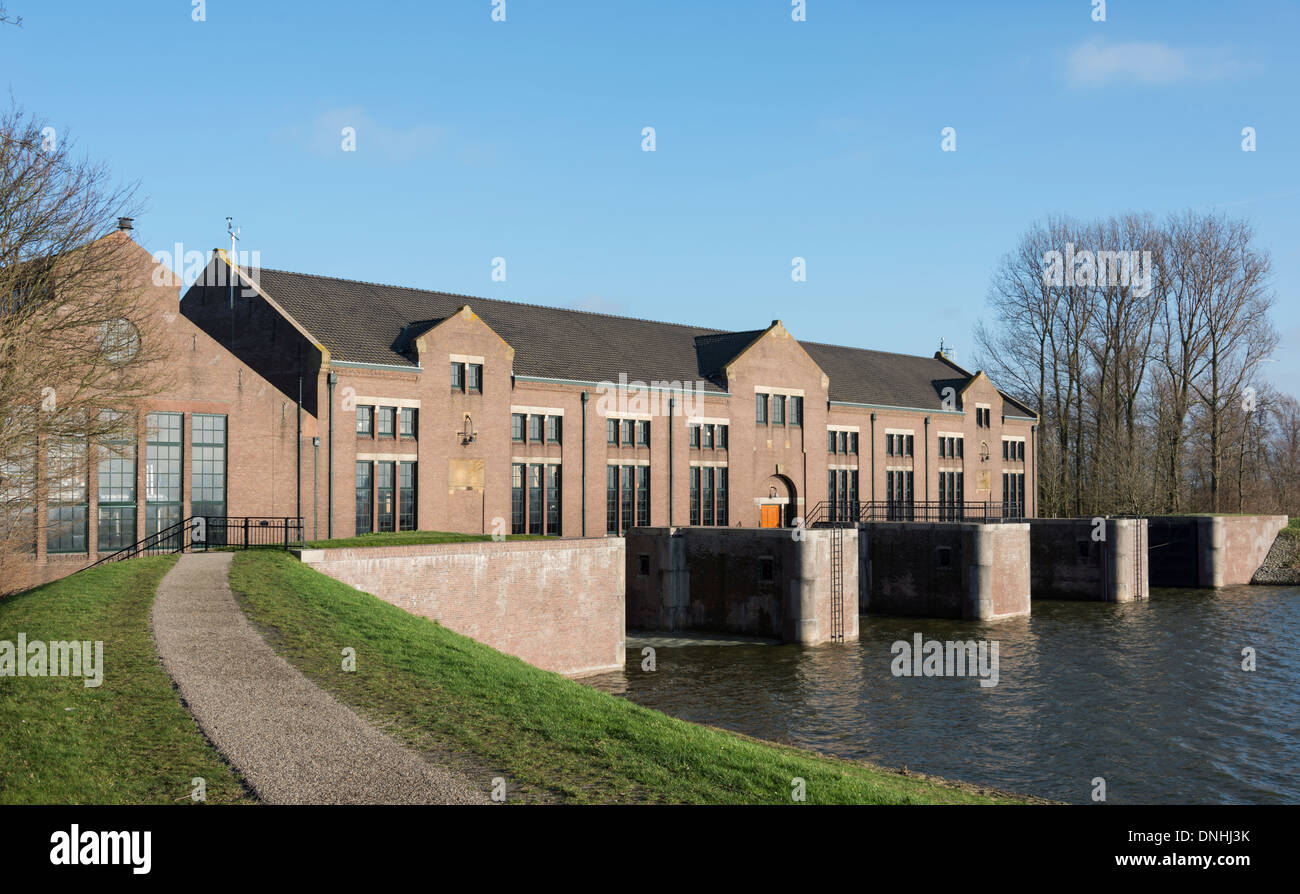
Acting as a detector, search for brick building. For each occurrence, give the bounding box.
[183,252,1038,542]
[5,231,306,593]
[7,240,1037,591]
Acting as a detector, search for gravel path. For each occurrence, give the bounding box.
[152,553,485,804]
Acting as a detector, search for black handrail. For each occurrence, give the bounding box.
[84,516,304,569]
[805,500,1029,527]
[85,516,196,568]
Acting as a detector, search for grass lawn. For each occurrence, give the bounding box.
[301,530,547,550]
[0,557,251,804]
[229,551,1031,805]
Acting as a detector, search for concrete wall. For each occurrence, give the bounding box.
[1029,518,1149,602]
[1147,515,1288,588]
[1218,516,1288,586]
[859,522,1031,620]
[625,526,858,645]
[297,538,625,677]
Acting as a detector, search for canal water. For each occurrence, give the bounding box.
[586,585,1300,804]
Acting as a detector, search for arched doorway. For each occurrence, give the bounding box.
[758,474,796,528]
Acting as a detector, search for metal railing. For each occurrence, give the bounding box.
[85,516,194,567]
[806,500,1029,527]
[85,516,304,569]
[200,516,306,549]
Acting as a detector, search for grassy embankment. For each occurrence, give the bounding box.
[0,557,251,804]
[229,550,1031,805]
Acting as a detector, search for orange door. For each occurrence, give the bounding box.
[760,504,781,528]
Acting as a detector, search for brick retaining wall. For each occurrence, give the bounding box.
[297,538,625,676]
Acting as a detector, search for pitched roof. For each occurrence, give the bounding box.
[803,341,972,410]
[693,330,766,380]
[241,267,1034,415]
[254,268,732,393]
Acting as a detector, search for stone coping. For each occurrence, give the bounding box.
[293,537,621,563]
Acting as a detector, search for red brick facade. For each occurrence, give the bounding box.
[6,238,308,593]
[178,257,1039,543]
[8,247,1038,592]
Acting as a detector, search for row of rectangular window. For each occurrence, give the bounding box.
[885,470,915,521]
[450,362,483,393]
[938,436,964,459]
[45,412,226,555]
[688,423,728,450]
[826,469,859,523]
[885,434,914,457]
[688,467,728,526]
[606,418,650,447]
[938,470,964,521]
[357,405,417,439]
[755,394,803,426]
[976,407,992,427]
[513,413,562,444]
[606,465,650,534]
[512,463,561,535]
[1002,440,1026,461]
[828,430,859,455]
[1003,472,1027,515]
[355,460,417,534]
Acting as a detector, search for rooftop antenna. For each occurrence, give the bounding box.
[226,216,240,310]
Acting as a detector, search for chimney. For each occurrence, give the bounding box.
[117,217,134,234]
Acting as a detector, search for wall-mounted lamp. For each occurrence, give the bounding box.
[459,413,478,445]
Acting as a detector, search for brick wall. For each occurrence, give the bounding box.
[297,538,626,676]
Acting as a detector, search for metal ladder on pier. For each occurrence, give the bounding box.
[829,522,845,642]
[1134,519,1145,599]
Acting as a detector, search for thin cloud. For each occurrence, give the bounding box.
[1210,188,1300,209]
[309,107,444,162]
[1065,39,1247,87]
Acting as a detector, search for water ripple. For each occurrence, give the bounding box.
[587,585,1300,804]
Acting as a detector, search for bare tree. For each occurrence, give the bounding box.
[977,209,1286,519]
[976,216,1083,516]
[0,105,170,575]
[1266,395,1300,514]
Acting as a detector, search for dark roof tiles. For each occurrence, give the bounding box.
[250,267,1032,414]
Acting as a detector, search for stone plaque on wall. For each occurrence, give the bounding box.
[448,458,485,492]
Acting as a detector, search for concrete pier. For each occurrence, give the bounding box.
[626,526,859,645]
[1028,518,1149,602]
[859,522,1031,621]
[1147,515,1287,588]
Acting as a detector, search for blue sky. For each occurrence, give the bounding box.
[3,0,1297,395]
